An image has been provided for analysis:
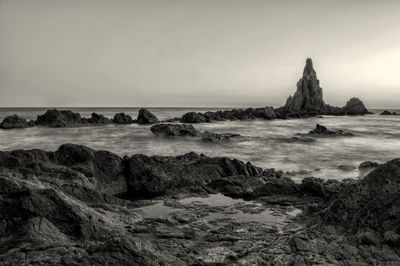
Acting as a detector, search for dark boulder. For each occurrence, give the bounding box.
[359,161,379,170]
[137,108,159,124]
[342,97,370,115]
[113,113,133,124]
[0,114,31,129]
[380,110,397,115]
[253,107,277,119]
[150,123,201,137]
[87,113,112,124]
[308,124,354,136]
[36,109,85,127]
[180,112,208,123]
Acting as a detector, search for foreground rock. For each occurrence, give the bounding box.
[1,144,400,265]
[137,108,159,124]
[150,123,201,137]
[0,114,34,129]
[307,124,354,136]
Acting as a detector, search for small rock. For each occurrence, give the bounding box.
[358,161,379,170]
[0,114,31,129]
[113,113,133,124]
[150,123,201,137]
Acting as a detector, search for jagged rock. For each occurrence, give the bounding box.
[87,113,112,124]
[342,97,370,115]
[150,123,201,137]
[137,108,159,124]
[308,124,354,136]
[181,112,208,123]
[380,110,397,115]
[201,131,240,142]
[0,114,31,129]
[0,144,126,195]
[125,152,269,196]
[322,158,400,235]
[359,161,379,170]
[284,58,326,113]
[36,109,86,127]
[113,113,133,124]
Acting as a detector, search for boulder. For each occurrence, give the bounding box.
[359,161,379,170]
[113,112,133,124]
[0,114,31,129]
[342,97,370,115]
[137,108,159,124]
[87,113,112,124]
[380,110,397,115]
[180,112,208,123]
[150,123,201,137]
[253,107,277,119]
[36,109,85,127]
[308,124,354,136]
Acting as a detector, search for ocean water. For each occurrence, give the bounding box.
[0,107,399,181]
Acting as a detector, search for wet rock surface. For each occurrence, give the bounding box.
[36,109,86,127]
[1,143,400,265]
[342,97,371,115]
[307,124,354,136]
[150,123,202,137]
[0,114,33,129]
[380,110,398,115]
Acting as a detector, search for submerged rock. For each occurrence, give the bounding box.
[380,110,397,115]
[201,131,240,142]
[137,108,159,124]
[308,124,354,136]
[0,114,32,129]
[359,161,379,170]
[342,97,370,115]
[150,123,201,137]
[113,112,134,124]
[36,109,85,127]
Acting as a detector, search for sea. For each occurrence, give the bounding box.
[0,107,399,182]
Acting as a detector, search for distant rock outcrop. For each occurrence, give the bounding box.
[342,97,370,115]
[284,58,326,113]
[87,113,112,124]
[137,108,159,124]
[0,114,33,129]
[36,109,85,127]
[113,112,134,124]
[380,110,397,115]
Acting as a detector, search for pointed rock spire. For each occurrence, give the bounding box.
[283,58,326,112]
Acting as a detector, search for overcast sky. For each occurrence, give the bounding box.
[1,0,400,108]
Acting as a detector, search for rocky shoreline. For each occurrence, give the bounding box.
[1,143,399,265]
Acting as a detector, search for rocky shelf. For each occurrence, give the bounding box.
[1,143,400,264]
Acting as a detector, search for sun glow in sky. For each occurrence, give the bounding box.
[1,0,400,108]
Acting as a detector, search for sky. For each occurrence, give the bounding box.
[0,0,400,108]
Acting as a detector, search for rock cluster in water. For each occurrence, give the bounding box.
[150,123,241,142]
[307,124,354,136]
[1,143,400,264]
[179,58,371,123]
[0,108,159,129]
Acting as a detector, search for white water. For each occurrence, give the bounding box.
[0,107,398,181]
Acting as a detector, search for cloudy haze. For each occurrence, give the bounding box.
[1,0,400,108]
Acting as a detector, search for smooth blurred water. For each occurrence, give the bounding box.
[0,107,399,181]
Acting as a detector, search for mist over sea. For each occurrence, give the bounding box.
[0,107,399,182]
